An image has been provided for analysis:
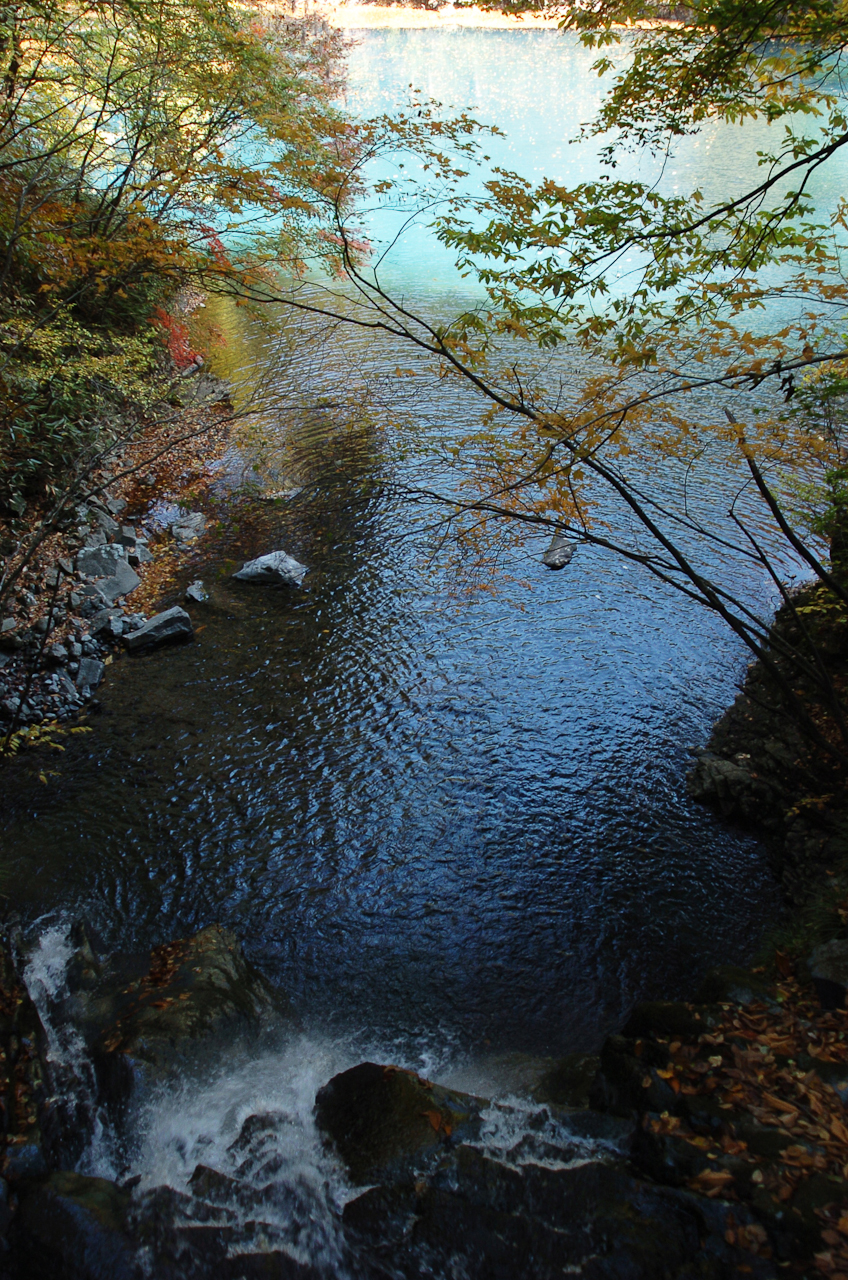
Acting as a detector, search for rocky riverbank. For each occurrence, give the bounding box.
[686,583,848,909]
[0,367,233,745]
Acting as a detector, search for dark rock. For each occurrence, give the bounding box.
[686,750,780,826]
[623,1000,704,1040]
[807,938,848,1009]
[12,1172,136,1280]
[533,1053,599,1108]
[233,552,308,588]
[342,1141,776,1280]
[57,671,80,702]
[589,1033,679,1117]
[4,1141,48,1180]
[76,659,105,691]
[47,643,68,666]
[314,1061,484,1184]
[95,511,120,537]
[541,534,574,569]
[90,609,124,640]
[695,964,774,1007]
[123,606,193,651]
[630,1123,711,1187]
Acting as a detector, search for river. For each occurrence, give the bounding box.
[1,19,806,1228]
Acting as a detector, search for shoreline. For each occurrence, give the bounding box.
[263,1,678,31]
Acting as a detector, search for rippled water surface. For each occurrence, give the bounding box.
[2,27,793,1060]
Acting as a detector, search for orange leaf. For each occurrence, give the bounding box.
[423,1110,442,1132]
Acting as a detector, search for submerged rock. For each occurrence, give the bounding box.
[123,606,193,651]
[185,580,209,603]
[315,1061,484,1184]
[233,551,308,588]
[172,511,206,543]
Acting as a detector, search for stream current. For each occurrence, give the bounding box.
[0,24,828,1262]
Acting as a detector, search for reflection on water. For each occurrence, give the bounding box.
[1,29,787,1061]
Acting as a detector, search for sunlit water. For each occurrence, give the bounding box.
[2,27,814,1255]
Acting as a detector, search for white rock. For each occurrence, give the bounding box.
[232,551,308,587]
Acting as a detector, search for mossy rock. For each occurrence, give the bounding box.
[90,925,293,1109]
[314,1061,485,1185]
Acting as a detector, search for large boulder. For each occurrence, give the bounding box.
[76,545,126,579]
[123,606,193,652]
[232,552,308,588]
[89,926,293,1108]
[340,1135,776,1280]
[315,1062,484,1184]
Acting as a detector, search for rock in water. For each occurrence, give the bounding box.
[185,580,208,603]
[171,512,206,543]
[314,1062,484,1184]
[232,551,308,587]
[123,606,193,651]
[542,534,574,570]
[91,925,293,1104]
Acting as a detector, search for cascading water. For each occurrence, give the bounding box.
[20,922,634,1278]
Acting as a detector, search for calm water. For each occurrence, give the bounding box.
[2,28,795,1063]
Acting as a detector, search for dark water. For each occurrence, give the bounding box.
[3,385,779,1059]
[0,27,790,1063]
